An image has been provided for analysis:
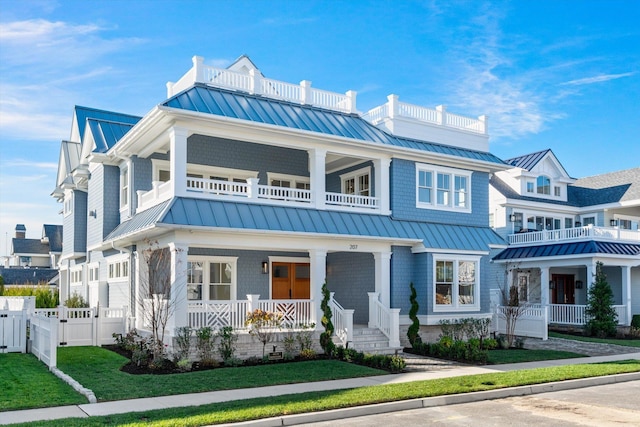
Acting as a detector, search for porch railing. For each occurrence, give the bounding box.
[508,225,640,245]
[187,296,314,330]
[367,292,400,348]
[548,304,627,325]
[325,192,379,209]
[329,292,354,346]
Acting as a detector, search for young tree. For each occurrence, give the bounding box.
[137,240,182,360]
[585,261,618,338]
[407,282,422,347]
[245,309,283,358]
[496,263,529,348]
[319,281,335,356]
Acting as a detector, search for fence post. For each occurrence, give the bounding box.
[542,305,549,340]
[49,316,59,369]
[367,292,379,329]
[389,308,401,348]
[247,295,260,313]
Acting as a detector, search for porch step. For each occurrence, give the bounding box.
[348,327,401,355]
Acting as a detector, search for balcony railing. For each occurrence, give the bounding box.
[137,177,380,213]
[548,304,627,326]
[508,225,640,246]
[168,56,356,114]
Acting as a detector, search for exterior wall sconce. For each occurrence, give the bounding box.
[509,214,517,222]
[610,219,617,227]
[261,261,268,274]
[575,280,583,289]
[89,210,97,218]
[549,280,555,290]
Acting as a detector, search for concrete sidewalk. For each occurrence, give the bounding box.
[2,352,639,426]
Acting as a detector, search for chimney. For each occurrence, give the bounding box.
[15,224,26,239]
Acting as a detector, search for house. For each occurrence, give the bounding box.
[51,55,507,353]
[0,224,61,286]
[490,149,640,327]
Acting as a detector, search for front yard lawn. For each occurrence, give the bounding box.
[0,353,86,411]
[550,332,640,348]
[13,360,640,427]
[487,349,585,364]
[56,346,386,402]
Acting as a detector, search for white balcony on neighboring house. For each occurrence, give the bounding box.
[136,176,383,214]
[508,225,640,246]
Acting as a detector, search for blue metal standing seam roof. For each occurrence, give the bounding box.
[74,106,141,143]
[493,241,640,260]
[105,197,505,252]
[87,119,138,153]
[163,84,506,166]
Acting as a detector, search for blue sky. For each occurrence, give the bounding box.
[1,0,638,255]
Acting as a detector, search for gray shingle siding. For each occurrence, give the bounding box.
[326,161,375,195]
[73,191,87,253]
[103,165,121,239]
[187,135,309,183]
[326,252,375,324]
[131,155,152,210]
[390,245,415,313]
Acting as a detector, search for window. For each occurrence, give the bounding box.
[554,186,561,197]
[70,267,83,285]
[583,216,595,226]
[64,191,73,217]
[565,218,573,229]
[268,173,311,190]
[187,257,237,301]
[120,168,129,208]
[434,256,479,311]
[341,167,370,196]
[88,264,99,283]
[536,175,550,195]
[108,259,129,280]
[416,164,472,211]
[19,256,32,266]
[526,182,534,193]
[517,273,530,303]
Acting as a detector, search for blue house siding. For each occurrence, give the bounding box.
[326,252,374,324]
[187,135,309,184]
[131,155,152,210]
[390,245,414,313]
[72,190,87,254]
[87,165,104,249]
[390,158,489,227]
[87,164,121,247]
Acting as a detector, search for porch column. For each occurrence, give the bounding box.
[133,249,147,330]
[309,249,327,329]
[374,251,392,307]
[309,149,326,209]
[540,267,550,307]
[585,261,597,290]
[622,266,631,326]
[170,127,189,197]
[167,242,189,335]
[374,157,391,214]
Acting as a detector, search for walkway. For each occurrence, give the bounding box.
[1,340,639,426]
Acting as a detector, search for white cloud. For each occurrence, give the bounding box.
[561,72,635,86]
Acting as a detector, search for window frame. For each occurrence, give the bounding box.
[87,263,99,284]
[536,175,551,195]
[340,166,371,197]
[107,257,129,281]
[267,172,311,190]
[120,167,129,209]
[416,164,472,212]
[433,255,480,312]
[186,256,238,301]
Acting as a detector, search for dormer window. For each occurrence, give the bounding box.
[120,168,129,208]
[554,186,561,197]
[536,176,550,195]
[526,182,534,193]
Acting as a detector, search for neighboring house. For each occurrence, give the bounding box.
[52,55,507,350]
[490,149,640,326]
[0,224,62,285]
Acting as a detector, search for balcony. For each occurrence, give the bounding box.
[137,176,380,213]
[508,225,640,246]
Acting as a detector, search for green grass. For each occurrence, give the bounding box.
[56,347,386,401]
[0,353,87,411]
[487,349,586,364]
[14,360,640,427]
[550,331,640,348]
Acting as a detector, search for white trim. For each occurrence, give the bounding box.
[267,256,311,299]
[400,313,491,326]
[151,158,258,183]
[433,254,481,312]
[266,172,310,188]
[340,166,371,196]
[415,163,472,212]
[87,262,100,284]
[412,246,489,255]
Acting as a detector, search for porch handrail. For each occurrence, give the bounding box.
[188,300,250,330]
[325,192,379,209]
[328,292,354,346]
[258,299,313,328]
[367,292,400,348]
[257,185,312,203]
[187,177,249,197]
[549,303,627,325]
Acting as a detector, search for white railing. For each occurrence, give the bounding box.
[329,292,354,346]
[363,96,487,135]
[509,225,640,245]
[168,56,356,113]
[494,304,549,340]
[139,176,381,212]
[30,313,58,368]
[188,300,250,330]
[326,192,379,209]
[257,185,312,203]
[367,292,400,348]
[187,296,314,330]
[549,304,627,325]
[187,177,249,197]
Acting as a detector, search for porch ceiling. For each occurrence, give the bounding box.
[104,197,504,252]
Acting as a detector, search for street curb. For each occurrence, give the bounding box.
[216,372,640,427]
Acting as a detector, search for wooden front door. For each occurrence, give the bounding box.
[272,263,310,299]
[552,274,575,304]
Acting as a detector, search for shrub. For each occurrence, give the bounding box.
[296,323,315,353]
[482,338,498,350]
[319,281,335,356]
[585,261,618,338]
[216,326,238,363]
[195,327,216,365]
[64,292,89,308]
[245,309,283,357]
[174,326,192,361]
[2,284,59,308]
[407,282,422,347]
[630,314,640,338]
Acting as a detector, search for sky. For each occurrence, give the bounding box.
[0,0,639,256]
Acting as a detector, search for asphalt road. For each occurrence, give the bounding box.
[299,380,640,426]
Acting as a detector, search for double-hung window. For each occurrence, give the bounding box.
[187,257,237,301]
[120,168,129,208]
[434,256,480,311]
[416,164,471,212]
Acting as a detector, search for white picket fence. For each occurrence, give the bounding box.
[30,312,58,367]
[494,304,549,340]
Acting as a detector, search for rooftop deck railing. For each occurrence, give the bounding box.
[508,225,640,245]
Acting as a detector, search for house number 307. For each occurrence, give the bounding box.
[349,244,358,250]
